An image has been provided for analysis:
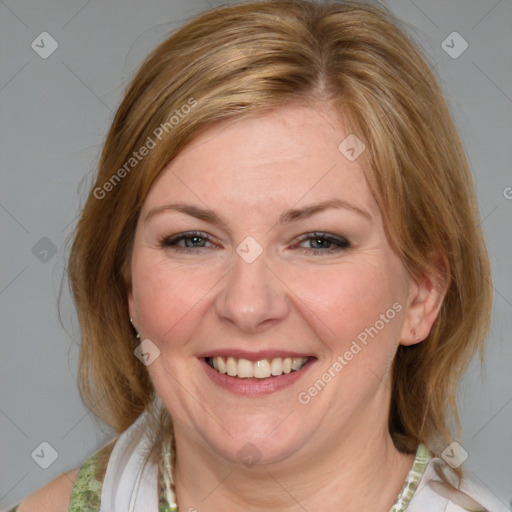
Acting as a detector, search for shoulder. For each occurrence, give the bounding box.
[16,468,80,512]
[14,439,116,512]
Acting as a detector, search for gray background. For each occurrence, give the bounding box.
[1,0,511,509]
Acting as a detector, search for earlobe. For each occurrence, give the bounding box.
[400,254,450,346]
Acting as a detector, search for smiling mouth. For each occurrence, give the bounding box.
[206,356,310,379]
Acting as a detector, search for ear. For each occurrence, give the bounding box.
[400,252,450,346]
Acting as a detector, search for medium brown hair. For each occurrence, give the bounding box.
[68,0,492,462]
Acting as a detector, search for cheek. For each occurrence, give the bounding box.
[285,259,406,348]
[291,263,407,410]
[131,254,220,349]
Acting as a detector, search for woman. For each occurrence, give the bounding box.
[13,1,506,511]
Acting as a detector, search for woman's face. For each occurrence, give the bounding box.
[128,104,418,466]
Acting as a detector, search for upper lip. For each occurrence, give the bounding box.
[197,349,314,361]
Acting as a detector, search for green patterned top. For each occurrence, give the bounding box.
[6,443,476,512]
[70,445,431,512]
[65,444,430,511]
[68,450,103,512]
[390,444,432,511]
[68,441,178,512]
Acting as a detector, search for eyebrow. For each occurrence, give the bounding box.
[144,198,372,226]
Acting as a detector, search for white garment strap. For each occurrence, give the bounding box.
[408,458,508,512]
[406,462,453,512]
[100,411,159,512]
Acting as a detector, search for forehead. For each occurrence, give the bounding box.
[142,104,379,217]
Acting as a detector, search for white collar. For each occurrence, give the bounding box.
[100,411,160,512]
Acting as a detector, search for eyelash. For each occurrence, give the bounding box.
[159,231,350,255]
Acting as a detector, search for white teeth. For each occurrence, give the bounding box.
[237,358,254,378]
[253,359,271,379]
[291,358,303,371]
[217,357,227,374]
[270,358,283,376]
[209,356,308,379]
[226,357,237,376]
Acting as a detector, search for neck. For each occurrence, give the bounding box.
[172,414,415,512]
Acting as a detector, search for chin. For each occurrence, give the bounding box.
[201,415,310,468]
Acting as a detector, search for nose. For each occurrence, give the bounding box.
[214,251,290,334]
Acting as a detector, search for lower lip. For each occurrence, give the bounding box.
[200,358,315,396]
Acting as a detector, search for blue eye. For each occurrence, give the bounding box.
[161,231,213,252]
[295,232,350,255]
[160,231,350,255]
